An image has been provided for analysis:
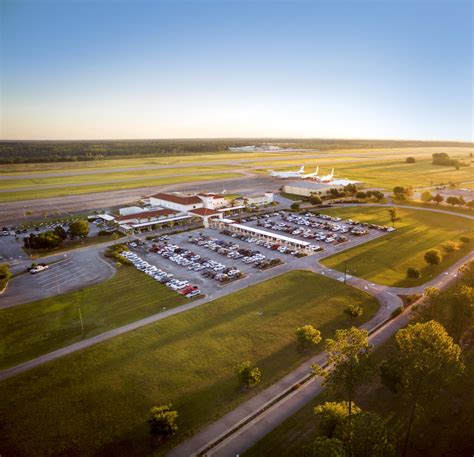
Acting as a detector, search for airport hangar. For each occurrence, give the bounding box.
[282,179,363,197]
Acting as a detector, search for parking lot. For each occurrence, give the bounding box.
[125,210,391,298]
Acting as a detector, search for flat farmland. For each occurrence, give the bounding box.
[320,206,474,287]
[0,271,378,457]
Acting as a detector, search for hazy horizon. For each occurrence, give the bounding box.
[1,0,472,141]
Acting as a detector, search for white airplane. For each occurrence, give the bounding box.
[301,166,319,179]
[268,165,305,179]
[318,168,335,182]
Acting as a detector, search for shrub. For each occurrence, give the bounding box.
[406,267,421,279]
[406,157,416,163]
[442,241,460,253]
[0,264,11,290]
[236,361,261,388]
[295,325,322,350]
[148,404,178,437]
[460,235,470,244]
[290,202,300,211]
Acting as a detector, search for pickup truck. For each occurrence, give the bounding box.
[30,265,49,274]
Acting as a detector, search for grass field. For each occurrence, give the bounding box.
[320,207,474,287]
[0,172,241,202]
[253,156,474,189]
[0,165,235,190]
[0,267,188,370]
[0,270,378,457]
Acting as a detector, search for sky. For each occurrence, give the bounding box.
[0,0,472,141]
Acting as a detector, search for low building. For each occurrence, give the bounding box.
[149,192,204,212]
[283,180,362,197]
[115,208,193,232]
[188,207,223,227]
[237,192,274,207]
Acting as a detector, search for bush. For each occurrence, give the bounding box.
[406,267,421,279]
[406,157,416,163]
[442,241,460,253]
[105,244,131,264]
[460,235,470,244]
[290,202,300,211]
[236,361,261,388]
[0,264,11,290]
[148,404,178,437]
[424,249,442,265]
[295,325,322,350]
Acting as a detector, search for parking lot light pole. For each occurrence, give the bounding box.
[344,260,348,284]
[78,304,84,335]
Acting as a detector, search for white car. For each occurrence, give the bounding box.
[30,265,49,274]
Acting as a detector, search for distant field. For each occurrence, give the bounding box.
[0,267,188,370]
[0,165,234,190]
[252,154,473,189]
[0,271,378,457]
[0,151,288,174]
[320,206,474,287]
[0,172,241,202]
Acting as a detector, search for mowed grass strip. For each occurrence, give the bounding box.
[0,267,188,370]
[0,271,378,457]
[320,207,474,287]
[0,165,234,190]
[0,172,241,202]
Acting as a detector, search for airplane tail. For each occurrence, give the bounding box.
[315,166,319,175]
[298,166,305,173]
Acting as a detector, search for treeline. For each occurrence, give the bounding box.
[432,152,470,168]
[0,139,472,164]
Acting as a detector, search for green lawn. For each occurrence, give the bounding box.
[0,271,378,457]
[0,267,188,370]
[0,172,241,202]
[320,207,474,287]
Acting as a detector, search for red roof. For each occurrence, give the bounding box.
[150,192,202,205]
[116,208,176,222]
[189,208,220,217]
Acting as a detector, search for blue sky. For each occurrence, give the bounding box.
[1,0,472,140]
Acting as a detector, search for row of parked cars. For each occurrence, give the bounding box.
[120,250,201,298]
[188,235,282,269]
[149,243,244,283]
[315,213,394,233]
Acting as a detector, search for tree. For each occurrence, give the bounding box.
[309,194,322,205]
[459,235,470,244]
[424,249,442,265]
[432,193,444,204]
[68,220,89,239]
[148,404,178,437]
[291,202,300,211]
[467,200,474,210]
[236,361,261,388]
[405,157,416,163]
[355,191,366,200]
[334,411,394,457]
[387,207,399,228]
[392,321,464,457]
[458,196,466,206]
[406,267,421,279]
[303,436,346,457]
[296,325,322,350]
[53,225,67,240]
[446,196,460,207]
[420,191,433,203]
[460,260,474,287]
[344,184,357,195]
[314,401,360,438]
[343,305,363,326]
[313,328,371,421]
[24,231,63,250]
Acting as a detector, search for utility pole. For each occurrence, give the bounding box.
[344,260,348,284]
